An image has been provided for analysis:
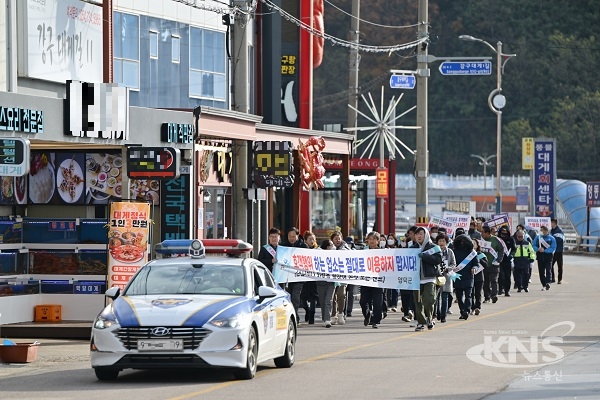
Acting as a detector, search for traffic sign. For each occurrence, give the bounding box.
[389,74,416,89]
[439,61,492,75]
[586,182,600,207]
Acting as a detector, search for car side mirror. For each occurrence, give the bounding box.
[257,285,277,300]
[105,286,120,300]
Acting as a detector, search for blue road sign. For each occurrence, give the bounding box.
[439,61,492,76]
[389,74,416,89]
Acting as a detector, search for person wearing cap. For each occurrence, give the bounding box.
[532,225,557,290]
[411,227,443,331]
[513,230,536,292]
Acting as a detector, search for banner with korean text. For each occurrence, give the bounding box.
[107,201,151,290]
[272,246,421,290]
[524,217,551,233]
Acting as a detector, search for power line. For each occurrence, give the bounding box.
[324,0,421,29]
[259,0,427,53]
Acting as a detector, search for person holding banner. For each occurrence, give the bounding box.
[316,239,337,328]
[282,227,309,320]
[532,226,557,291]
[400,226,418,322]
[481,226,504,304]
[411,227,443,331]
[359,231,385,329]
[451,233,479,320]
[331,231,351,325]
[258,228,281,273]
[513,231,536,292]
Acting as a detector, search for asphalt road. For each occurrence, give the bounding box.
[1,254,598,400]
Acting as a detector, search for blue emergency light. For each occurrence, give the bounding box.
[154,239,205,258]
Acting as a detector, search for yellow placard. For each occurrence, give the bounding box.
[522,137,534,170]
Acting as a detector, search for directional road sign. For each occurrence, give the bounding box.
[389,74,416,89]
[439,60,492,76]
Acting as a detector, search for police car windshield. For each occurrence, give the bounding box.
[124,264,246,296]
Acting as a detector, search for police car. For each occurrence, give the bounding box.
[90,239,296,380]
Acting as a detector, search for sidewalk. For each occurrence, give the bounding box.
[484,341,600,400]
[0,339,90,378]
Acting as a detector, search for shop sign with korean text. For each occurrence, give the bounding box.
[375,167,388,198]
[533,139,556,217]
[107,202,151,290]
[160,174,191,241]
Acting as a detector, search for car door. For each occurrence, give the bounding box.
[251,263,286,358]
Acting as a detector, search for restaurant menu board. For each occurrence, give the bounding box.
[107,202,151,290]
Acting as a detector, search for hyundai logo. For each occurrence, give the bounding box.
[151,327,171,336]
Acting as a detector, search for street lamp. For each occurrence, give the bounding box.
[459,35,516,213]
[471,154,496,190]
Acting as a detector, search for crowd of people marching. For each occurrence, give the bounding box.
[257,217,565,331]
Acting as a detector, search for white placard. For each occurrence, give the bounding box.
[22,0,103,83]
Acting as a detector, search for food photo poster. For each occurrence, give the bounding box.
[0,151,161,206]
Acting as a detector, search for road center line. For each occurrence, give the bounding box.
[168,299,543,399]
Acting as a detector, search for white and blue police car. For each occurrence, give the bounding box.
[91,239,296,380]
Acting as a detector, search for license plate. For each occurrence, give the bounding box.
[137,339,184,351]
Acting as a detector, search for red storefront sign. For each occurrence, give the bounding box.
[375,167,388,198]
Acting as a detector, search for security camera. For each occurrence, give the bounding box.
[222,13,234,26]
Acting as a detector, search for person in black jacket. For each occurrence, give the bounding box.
[451,233,480,320]
[411,227,443,331]
[281,227,309,321]
[497,226,516,296]
[257,227,281,273]
[470,238,487,316]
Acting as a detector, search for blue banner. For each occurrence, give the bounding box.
[533,139,556,217]
[272,246,421,290]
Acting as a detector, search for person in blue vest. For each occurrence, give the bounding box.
[532,225,557,291]
[550,218,565,284]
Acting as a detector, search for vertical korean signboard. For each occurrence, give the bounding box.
[107,202,151,290]
[533,139,556,217]
[375,167,389,198]
[160,173,190,240]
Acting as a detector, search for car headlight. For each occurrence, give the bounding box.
[210,314,245,329]
[94,307,118,329]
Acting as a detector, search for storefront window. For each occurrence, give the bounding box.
[203,188,227,239]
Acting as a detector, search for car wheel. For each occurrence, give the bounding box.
[234,327,258,380]
[94,367,120,381]
[274,319,295,368]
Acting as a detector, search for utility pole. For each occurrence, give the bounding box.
[347,0,360,148]
[232,6,252,244]
[415,0,429,224]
